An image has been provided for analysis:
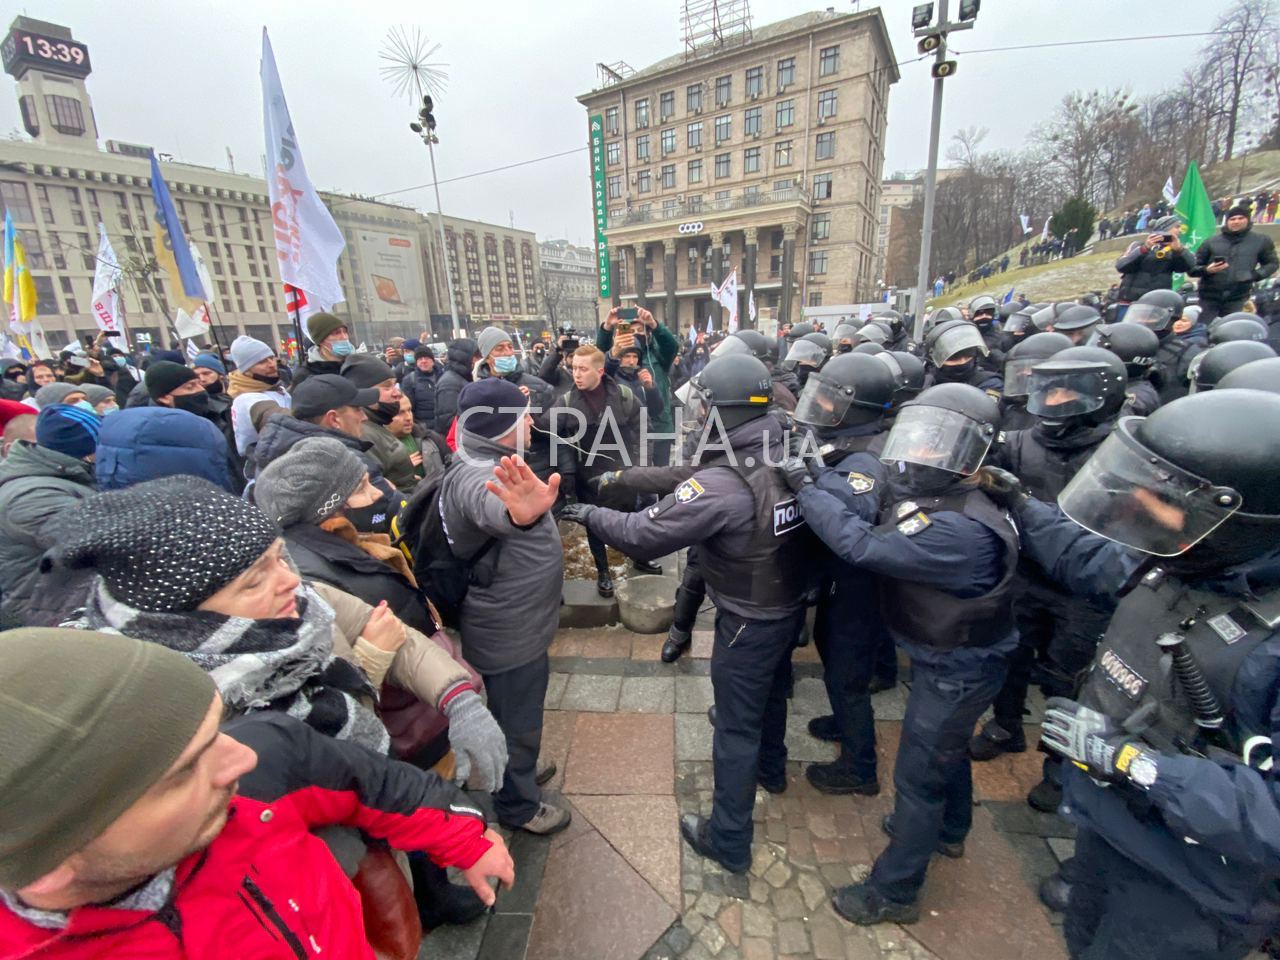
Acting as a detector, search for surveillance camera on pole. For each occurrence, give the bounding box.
[911,3,934,29]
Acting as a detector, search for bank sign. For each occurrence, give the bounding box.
[589,115,612,299]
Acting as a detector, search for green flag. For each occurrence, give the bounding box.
[1172,161,1215,288]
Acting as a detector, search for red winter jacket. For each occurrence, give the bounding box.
[0,713,490,959]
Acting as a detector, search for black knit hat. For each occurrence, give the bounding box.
[339,353,396,389]
[414,345,435,361]
[144,360,197,400]
[1228,204,1252,220]
[44,477,281,612]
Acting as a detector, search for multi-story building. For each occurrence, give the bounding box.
[0,15,542,353]
[537,239,600,333]
[875,171,924,289]
[577,8,896,332]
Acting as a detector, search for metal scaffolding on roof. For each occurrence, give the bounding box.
[681,0,753,60]
[596,61,636,87]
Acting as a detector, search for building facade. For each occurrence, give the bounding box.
[538,238,600,333]
[577,8,896,333]
[0,16,543,354]
[875,171,924,291]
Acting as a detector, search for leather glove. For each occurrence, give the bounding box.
[559,502,597,527]
[1040,697,1154,786]
[587,470,623,497]
[443,689,508,793]
[977,465,1030,511]
[779,457,812,494]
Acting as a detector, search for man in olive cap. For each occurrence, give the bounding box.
[0,627,514,957]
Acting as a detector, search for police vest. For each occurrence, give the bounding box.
[1000,426,1109,503]
[699,463,815,610]
[1153,337,1202,404]
[817,431,880,467]
[1078,567,1278,756]
[874,488,1020,650]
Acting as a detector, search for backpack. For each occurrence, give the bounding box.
[390,464,497,628]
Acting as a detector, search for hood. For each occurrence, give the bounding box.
[447,339,479,368]
[95,407,232,492]
[0,439,95,489]
[455,426,514,464]
[254,414,372,471]
[700,413,787,464]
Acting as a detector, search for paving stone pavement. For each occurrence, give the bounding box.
[421,618,1071,960]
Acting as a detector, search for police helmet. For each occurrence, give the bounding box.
[1053,304,1103,337]
[1078,291,1103,310]
[794,353,895,431]
[1030,302,1071,332]
[711,335,752,358]
[1125,288,1184,333]
[729,329,773,363]
[1002,331,1073,398]
[853,324,889,346]
[922,306,964,338]
[880,383,1000,477]
[1217,356,1280,394]
[925,319,989,367]
[1058,390,1280,566]
[786,321,814,342]
[1025,345,1127,427]
[1088,322,1160,379]
[783,338,827,369]
[851,341,887,356]
[875,350,927,408]
[998,302,1021,321]
[868,309,905,338]
[800,331,832,355]
[1190,341,1277,392]
[1208,316,1268,344]
[687,354,774,431]
[832,323,860,351]
[998,307,1038,351]
[969,294,999,323]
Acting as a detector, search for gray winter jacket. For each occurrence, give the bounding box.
[0,441,96,624]
[440,427,564,674]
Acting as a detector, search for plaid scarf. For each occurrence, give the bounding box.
[76,579,389,753]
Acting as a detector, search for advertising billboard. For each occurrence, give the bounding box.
[354,230,429,325]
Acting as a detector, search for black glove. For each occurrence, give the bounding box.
[1040,697,1155,786]
[977,466,1029,511]
[779,457,812,494]
[560,502,597,527]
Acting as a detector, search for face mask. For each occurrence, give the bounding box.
[343,497,390,534]
[100,404,119,416]
[899,462,961,496]
[330,339,354,357]
[173,391,211,416]
[494,355,519,374]
[372,400,401,423]
[73,400,97,415]
[935,358,976,382]
[837,343,853,354]
[113,356,127,368]
[204,380,224,396]
[619,363,639,376]
[252,372,281,385]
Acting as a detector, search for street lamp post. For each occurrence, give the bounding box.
[411,101,461,335]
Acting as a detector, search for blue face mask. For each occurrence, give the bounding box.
[330,339,354,357]
[73,400,97,415]
[494,355,519,374]
[113,356,127,368]
[101,404,118,416]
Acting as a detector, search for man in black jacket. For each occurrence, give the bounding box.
[432,338,480,435]
[401,345,440,428]
[1113,216,1196,304]
[1190,205,1279,323]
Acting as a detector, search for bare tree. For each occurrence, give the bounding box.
[1204,0,1278,160]
[539,268,568,330]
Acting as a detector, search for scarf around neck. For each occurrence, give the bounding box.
[227,369,282,399]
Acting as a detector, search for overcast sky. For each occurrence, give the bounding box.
[1,1,1223,245]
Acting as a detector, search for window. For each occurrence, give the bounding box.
[687,121,703,149]
[819,45,840,76]
[774,140,794,166]
[809,250,828,275]
[0,181,32,222]
[607,175,621,199]
[661,164,676,189]
[636,135,650,161]
[777,57,795,88]
[635,98,649,129]
[809,292,823,306]
[661,128,676,155]
[605,107,618,134]
[811,213,831,241]
[714,189,730,202]
[814,173,833,199]
[687,83,702,113]
[659,91,675,121]
[818,89,838,120]
[744,184,760,200]
[744,147,761,174]
[637,170,651,193]
[745,66,764,97]
[71,208,85,226]
[776,99,794,128]
[715,153,730,178]
[714,75,731,107]
[663,199,679,217]
[688,159,703,183]
[44,95,86,135]
[714,115,731,145]
[744,107,762,136]
[774,179,794,193]
[18,231,45,269]
[816,131,835,160]
[607,141,620,165]
[688,194,703,212]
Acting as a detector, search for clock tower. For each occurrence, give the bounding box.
[2,16,98,153]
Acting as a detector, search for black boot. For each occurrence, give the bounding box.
[631,558,663,575]
[1038,871,1072,913]
[805,759,880,796]
[967,719,1026,761]
[806,714,840,742]
[679,814,749,873]
[409,854,487,929]
[596,570,614,598]
[662,625,691,663]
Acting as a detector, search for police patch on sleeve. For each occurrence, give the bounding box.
[896,512,932,536]
[675,478,705,504]
[846,472,875,495]
[985,388,1002,401]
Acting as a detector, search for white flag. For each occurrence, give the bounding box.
[715,269,739,332]
[1162,176,1179,207]
[90,223,127,347]
[189,240,216,310]
[1019,214,1032,235]
[173,306,211,339]
[261,29,345,311]
[1040,218,1050,242]
[185,339,201,361]
[748,288,757,323]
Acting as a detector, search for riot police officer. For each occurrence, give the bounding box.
[969,293,1004,370]
[1000,332,1073,430]
[1218,355,1280,391]
[790,353,897,794]
[782,338,827,391]
[1209,315,1269,344]
[1189,340,1276,392]
[1052,304,1104,345]
[782,383,1019,923]
[924,319,1004,395]
[561,354,813,873]
[1126,288,1207,403]
[1089,322,1162,416]
[873,350,926,421]
[981,388,1280,960]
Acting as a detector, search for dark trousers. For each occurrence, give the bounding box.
[1065,828,1256,960]
[651,437,674,467]
[813,585,879,781]
[671,550,706,634]
[482,654,549,826]
[873,630,897,685]
[870,657,1007,903]
[1198,297,1247,326]
[707,607,806,866]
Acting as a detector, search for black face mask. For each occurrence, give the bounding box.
[173,391,211,417]
[204,380,224,396]
[367,400,400,425]
[935,358,976,382]
[251,372,281,386]
[836,343,853,354]
[796,365,815,388]
[899,462,963,497]
[343,497,391,534]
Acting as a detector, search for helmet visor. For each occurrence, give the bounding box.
[1124,303,1173,333]
[711,336,749,358]
[793,372,856,427]
[879,405,995,476]
[1025,367,1106,417]
[1031,305,1059,331]
[1057,418,1243,556]
[929,324,989,365]
[1001,356,1043,398]
[855,324,888,345]
[678,381,710,433]
[784,340,827,367]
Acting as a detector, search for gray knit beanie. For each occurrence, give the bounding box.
[80,384,115,407]
[33,382,81,408]
[229,335,274,372]
[477,325,512,360]
[253,436,368,528]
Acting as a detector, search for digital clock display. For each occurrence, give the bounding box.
[1,28,92,79]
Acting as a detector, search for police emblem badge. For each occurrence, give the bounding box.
[847,472,875,494]
[675,479,705,504]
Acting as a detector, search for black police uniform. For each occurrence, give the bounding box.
[1017,497,1280,960]
[796,458,1018,905]
[582,416,813,868]
[1153,325,1209,403]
